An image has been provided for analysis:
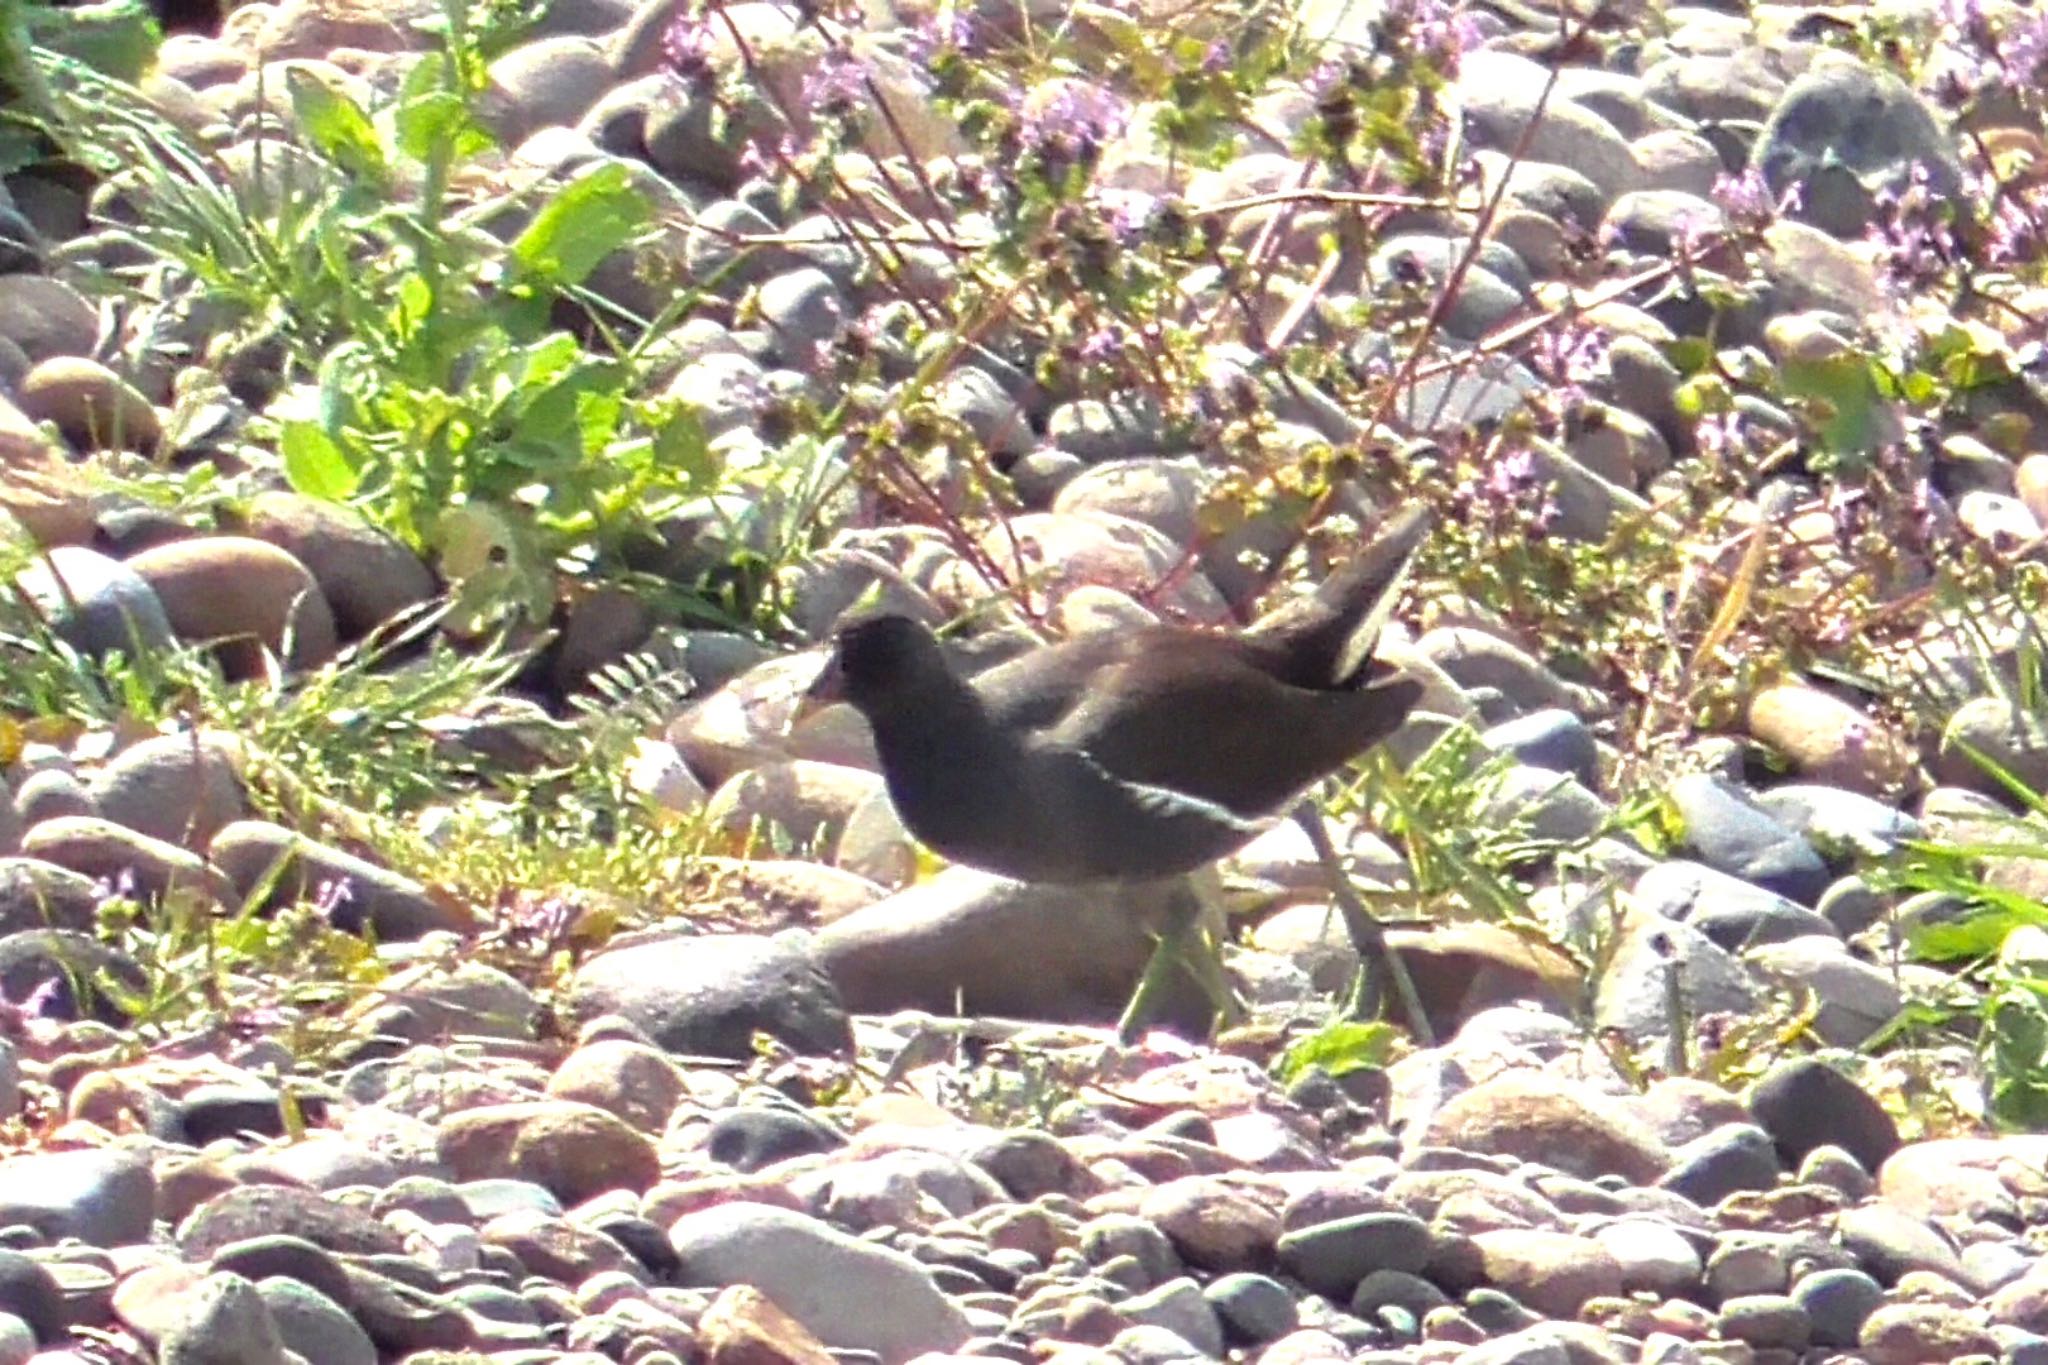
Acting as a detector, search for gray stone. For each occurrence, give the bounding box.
[1754,786,1923,861]
[1658,1123,1781,1205]
[757,268,847,364]
[1120,1277,1223,1358]
[1940,696,2048,797]
[255,1277,375,1365]
[208,821,471,940]
[1745,938,1900,1047]
[567,929,851,1059]
[1792,1266,1883,1347]
[0,858,99,935]
[13,546,173,657]
[1665,774,1830,904]
[1593,911,1760,1042]
[1046,394,1174,463]
[1204,1273,1297,1344]
[1838,1203,1967,1288]
[90,732,245,847]
[1719,1293,1810,1351]
[158,1272,291,1365]
[1746,1056,1899,1172]
[667,1203,970,1364]
[1752,61,1963,239]
[11,770,95,829]
[1482,710,1599,788]
[1275,1212,1432,1300]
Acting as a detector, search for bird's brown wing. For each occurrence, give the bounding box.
[970,629,1164,737]
[1039,635,1421,819]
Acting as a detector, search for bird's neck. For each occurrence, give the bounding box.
[866,672,1014,800]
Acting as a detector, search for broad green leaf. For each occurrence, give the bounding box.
[24,0,158,82]
[1776,352,1886,457]
[287,67,387,184]
[1274,1019,1397,1083]
[576,390,624,456]
[512,332,584,389]
[1906,902,2039,962]
[509,163,650,289]
[435,501,554,637]
[392,87,492,163]
[651,404,714,486]
[280,420,362,501]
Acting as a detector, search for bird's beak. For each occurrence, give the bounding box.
[791,650,846,728]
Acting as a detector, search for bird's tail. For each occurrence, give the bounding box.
[1244,501,1432,690]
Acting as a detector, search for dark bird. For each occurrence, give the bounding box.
[805,502,1433,1032]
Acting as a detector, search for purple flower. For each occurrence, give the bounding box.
[1201,38,1233,72]
[0,977,65,1048]
[803,46,870,115]
[902,10,975,63]
[1988,192,2044,266]
[2001,10,2048,81]
[514,894,576,945]
[1077,325,1124,364]
[1485,447,1539,500]
[1535,321,1609,405]
[663,10,716,84]
[736,132,800,179]
[1096,187,1160,244]
[91,868,138,907]
[1696,410,1744,463]
[1019,80,1129,158]
[1865,162,1960,297]
[1304,59,1348,97]
[311,876,355,923]
[1710,167,1801,233]
[1383,0,1482,69]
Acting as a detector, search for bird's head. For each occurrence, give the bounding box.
[803,613,950,718]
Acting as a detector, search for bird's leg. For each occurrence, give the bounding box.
[1293,801,1435,1046]
[1115,870,1245,1044]
[1185,864,1247,1029]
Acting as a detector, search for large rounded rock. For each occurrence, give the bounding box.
[977,511,1227,620]
[564,929,852,1059]
[20,816,227,905]
[545,1039,688,1133]
[1938,695,2048,798]
[178,1184,406,1260]
[0,276,95,364]
[89,732,245,847]
[236,491,434,639]
[0,1144,154,1246]
[12,545,173,656]
[480,36,611,144]
[155,1271,291,1365]
[1666,773,1831,904]
[0,928,148,1024]
[668,1202,971,1365]
[1419,1071,1671,1182]
[207,821,475,940]
[1746,682,1913,795]
[127,536,337,677]
[256,1276,375,1365]
[1747,1056,1899,1173]
[436,1100,660,1203]
[703,759,885,856]
[1753,61,1962,239]
[814,869,1206,1028]
[255,0,442,58]
[15,357,159,453]
[0,858,100,935]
